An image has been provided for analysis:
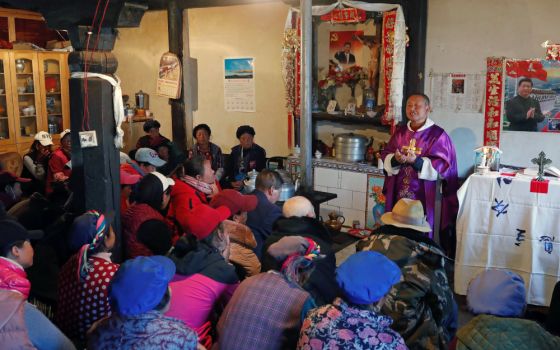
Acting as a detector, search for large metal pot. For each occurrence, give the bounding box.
[278,178,300,202]
[334,133,369,162]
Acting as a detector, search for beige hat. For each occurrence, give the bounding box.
[34,131,53,146]
[381,198,431,232]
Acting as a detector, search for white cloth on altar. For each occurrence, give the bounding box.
[455,173,560,306]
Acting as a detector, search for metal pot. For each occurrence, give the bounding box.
[334,133,369,162]
[135,90,149,110]
[243,169,259,194]
[278,178,299,202]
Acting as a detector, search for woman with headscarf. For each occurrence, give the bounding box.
[188,123,224,178]
[55,210,118,348]
[214,236,321,350]
[226,125,266,190]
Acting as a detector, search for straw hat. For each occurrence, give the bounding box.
[381,198,431,232]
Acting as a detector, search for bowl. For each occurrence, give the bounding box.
[17,87,26,94]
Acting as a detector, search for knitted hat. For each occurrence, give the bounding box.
[467,269,526,317]
[336,251,401,304]
[109,256,175,316]
[209,189,257,215]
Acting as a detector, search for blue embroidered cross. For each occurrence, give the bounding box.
[515,229,526,246]
[491,198,509,217]
[539,236,555,254]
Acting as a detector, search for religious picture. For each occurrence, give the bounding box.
[366,175,386,229]
[451,78,465,94]
[503,59,560,133]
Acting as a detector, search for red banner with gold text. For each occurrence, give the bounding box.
[484,57,504,147]
[382,10,396,127]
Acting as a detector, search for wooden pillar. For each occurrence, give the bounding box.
[299,0,313,190]
[403,0,427,96]
[167,0,187,153]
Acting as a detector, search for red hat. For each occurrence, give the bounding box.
[184,204,231,240]
[120,168,141,185]
[209,189,258,215]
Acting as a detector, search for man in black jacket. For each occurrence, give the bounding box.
[505,78,547,131]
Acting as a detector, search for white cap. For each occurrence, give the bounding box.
[60,129,71,140]
[150,171,175,191]
[34,131,53,146]
[119,152,132,165]
[135,147,166,167]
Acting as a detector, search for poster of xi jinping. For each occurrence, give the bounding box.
[504,59,560,133]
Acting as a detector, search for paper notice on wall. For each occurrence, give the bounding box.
[429,72,485,113]
[156,52,182,99]
[224,58,256,112]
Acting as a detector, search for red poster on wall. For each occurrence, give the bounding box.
[320,8,366,23]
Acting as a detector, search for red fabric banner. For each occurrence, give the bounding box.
[484,57,504,147]
[382,10,396,126]
[320,8,366,23]
[505,60,547,81]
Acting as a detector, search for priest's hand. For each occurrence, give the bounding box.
[394,149,407,164]
[404,151,417,164]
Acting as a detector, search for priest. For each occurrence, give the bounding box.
[381,93,459,239]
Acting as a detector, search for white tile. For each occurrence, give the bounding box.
[314,168,340,188]
[339,208,367,228]
[314,184,327,192]
[352,191,367,211]
[327,187,353,209]
[339,171,367,192]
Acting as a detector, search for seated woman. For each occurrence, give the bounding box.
[451,269,560,349]
[55,210,118,349]
[135,119,170,150]
[122,172,174,259]
[167,155,219,235]
[87,256,199,349]
[167,204,239,349]
[298,251,406,349]
[21,131,53,194]
[0,219,75,350]
[46,129,72,195]
[188,123,224,179]
[209,189,261,279]
[214,236,320,350]
[120,167,141,214]
[226,125,266,190]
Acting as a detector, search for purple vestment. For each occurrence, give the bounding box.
[381,123,459,237]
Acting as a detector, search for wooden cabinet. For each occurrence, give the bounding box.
[0,50,69,155]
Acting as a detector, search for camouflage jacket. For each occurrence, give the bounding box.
[357,225,457,350]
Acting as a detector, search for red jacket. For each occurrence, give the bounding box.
[46,148,71,194]
[122,203,166,259]
[166,179,208,237]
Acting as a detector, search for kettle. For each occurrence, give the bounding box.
[243,169,259,194]
[324,211,345,232]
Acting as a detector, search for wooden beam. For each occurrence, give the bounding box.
[167,0,187,153]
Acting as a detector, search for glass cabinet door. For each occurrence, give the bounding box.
[0,51,14,145]
[11,52,41,143]
[42,58,63,134]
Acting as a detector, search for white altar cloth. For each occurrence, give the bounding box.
[454,172,560,306]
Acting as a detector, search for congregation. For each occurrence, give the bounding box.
[1,94,560,350]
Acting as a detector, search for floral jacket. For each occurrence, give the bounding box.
[298,298,408,350]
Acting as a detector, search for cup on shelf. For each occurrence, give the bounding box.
[17,86,26,94]
[0,89,4,94]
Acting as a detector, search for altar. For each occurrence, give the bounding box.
[454,172,560,306]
